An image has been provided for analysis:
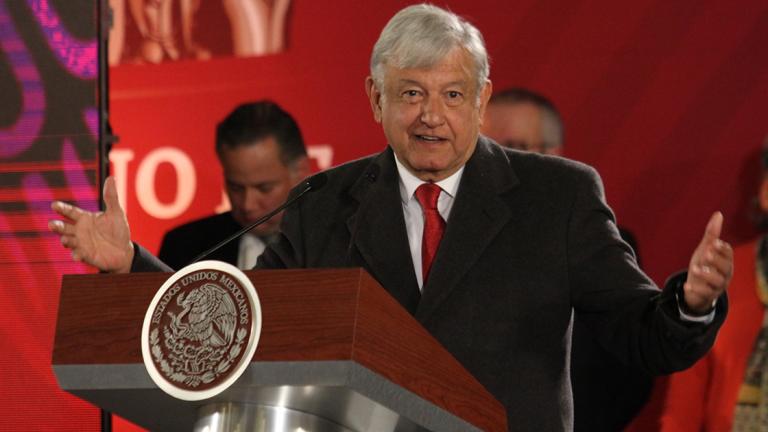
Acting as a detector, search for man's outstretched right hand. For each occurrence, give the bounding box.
[48,177,134,273]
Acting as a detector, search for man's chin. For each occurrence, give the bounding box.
[245,224,278,237]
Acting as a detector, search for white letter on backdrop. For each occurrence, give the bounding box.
[135,147,196,219]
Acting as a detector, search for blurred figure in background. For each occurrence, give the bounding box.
[158,100,308,270]
[482,87,651,431]
[659,137,768,432]
[482,87,563,156]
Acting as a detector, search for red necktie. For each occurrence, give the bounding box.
[415,183,445,285]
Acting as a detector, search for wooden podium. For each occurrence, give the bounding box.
[53,268,507,431]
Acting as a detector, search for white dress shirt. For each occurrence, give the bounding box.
[238,233,266,270]
[394,156,464,290]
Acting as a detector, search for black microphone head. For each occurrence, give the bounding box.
[305,172,328,191]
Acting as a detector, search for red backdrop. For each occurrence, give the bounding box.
[106,0,766,430]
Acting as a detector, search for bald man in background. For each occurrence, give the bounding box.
[483,87,563,155]
[483,87,652,431]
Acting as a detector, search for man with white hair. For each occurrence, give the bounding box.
[51,4,732,430]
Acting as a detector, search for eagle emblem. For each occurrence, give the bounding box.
[142,262,261,400]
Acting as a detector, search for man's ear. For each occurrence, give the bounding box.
[477,79,493,127]
[365,76,383,123]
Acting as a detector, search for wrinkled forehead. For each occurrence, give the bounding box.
[385,36,461,70]
[381,47,480,93]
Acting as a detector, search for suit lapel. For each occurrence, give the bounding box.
[211,213,242,267]
[347,148,421,314]
[416,139,519,322]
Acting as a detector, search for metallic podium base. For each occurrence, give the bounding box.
[55,361,482,431]
[194,403,355,432]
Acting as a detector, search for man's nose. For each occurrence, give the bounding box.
[420,97,446,127]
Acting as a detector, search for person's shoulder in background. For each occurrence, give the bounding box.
[158,211,241,269]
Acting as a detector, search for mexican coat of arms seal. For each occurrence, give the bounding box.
[141,260,261,401]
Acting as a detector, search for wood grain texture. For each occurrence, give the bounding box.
[53,268,506,431]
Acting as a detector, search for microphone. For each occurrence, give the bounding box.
[188,172,328,265]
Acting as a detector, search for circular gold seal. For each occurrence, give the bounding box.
[141,260,261,401]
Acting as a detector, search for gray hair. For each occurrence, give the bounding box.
[370,4,490,97]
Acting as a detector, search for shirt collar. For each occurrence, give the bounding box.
[394,155,464,204]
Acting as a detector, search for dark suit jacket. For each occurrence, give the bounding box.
[157,211,242,270]
[255,137,726,431]
[571,226,653,432]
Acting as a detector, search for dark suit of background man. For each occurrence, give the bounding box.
[482,87,652,431]
[50,4,734,431]
[158,101,309,270]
